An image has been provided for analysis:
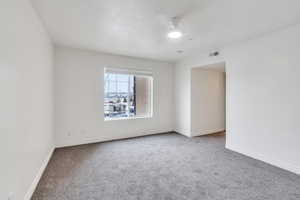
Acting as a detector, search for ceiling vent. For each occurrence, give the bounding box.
[209,51,219,57]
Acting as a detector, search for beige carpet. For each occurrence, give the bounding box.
[32,132,300,200]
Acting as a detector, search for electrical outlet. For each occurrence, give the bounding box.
[67,131,71,136]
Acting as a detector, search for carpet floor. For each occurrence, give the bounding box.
[32,132,300,200]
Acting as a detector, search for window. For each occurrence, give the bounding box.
[104,68,153,120]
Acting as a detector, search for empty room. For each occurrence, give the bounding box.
[1,0,300,199]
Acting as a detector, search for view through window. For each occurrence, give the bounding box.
[104,69,152,120]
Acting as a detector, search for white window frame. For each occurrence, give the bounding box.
[104,67,153,121]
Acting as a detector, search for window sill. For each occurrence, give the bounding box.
[104,116,152,121]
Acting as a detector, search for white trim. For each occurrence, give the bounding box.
[104,115,153,121]
[226,145,300,175]
[174,130,192,138]
[105,67,153,76]
[103,69,154,121]
[191,129,225,137]
[55,129,174,148]
[24,147,55,200]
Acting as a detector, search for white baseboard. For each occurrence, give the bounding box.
[174,131,192,138]
[226,145,300,176]
[24,147,55,200]
[191,129,225,137]
[56,129,174,148]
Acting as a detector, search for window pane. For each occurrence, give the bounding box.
[104,71,152,120]
[116,74,129,82]
[108,73,116,81]
[108,81,117,93]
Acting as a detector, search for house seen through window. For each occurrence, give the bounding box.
[104,68,153,120]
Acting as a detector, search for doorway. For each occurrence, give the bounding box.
[190,62,226,137]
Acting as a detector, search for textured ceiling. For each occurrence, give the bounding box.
[31,0,300,61]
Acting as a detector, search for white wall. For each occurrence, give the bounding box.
[136,77,152,116]
[0,0,54,199]
[174,56,225,137]
[54,47,174,147]
[174,63,191,136]
[191,68,226,136]
[225,23,300,175]
[174,23,300,174]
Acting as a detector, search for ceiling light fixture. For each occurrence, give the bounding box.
[167,17,183,39]
[168,30,183,39]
